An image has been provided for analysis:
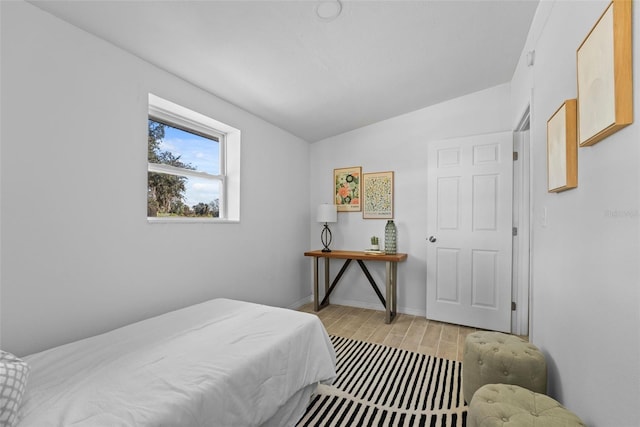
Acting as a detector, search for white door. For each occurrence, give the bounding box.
[426,132,513,332]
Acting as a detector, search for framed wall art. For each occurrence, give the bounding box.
[576,0,632,147]
[363,171,394,219]
[334,166,361,212]
[547,99,578,193]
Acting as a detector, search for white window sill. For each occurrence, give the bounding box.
[147,217,239,224]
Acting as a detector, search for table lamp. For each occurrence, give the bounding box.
[317,204,337,252]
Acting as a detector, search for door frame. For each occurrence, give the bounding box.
[512,105,532,336]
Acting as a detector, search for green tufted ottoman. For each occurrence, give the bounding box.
[463,331,546,404]
[468,384,585,427]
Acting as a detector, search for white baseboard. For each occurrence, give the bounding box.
[307,296,427,318]
[288,295,313,310]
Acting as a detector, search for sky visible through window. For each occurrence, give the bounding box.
[160,125,220,207]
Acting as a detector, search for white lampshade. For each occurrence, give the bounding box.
[316,204,337,223]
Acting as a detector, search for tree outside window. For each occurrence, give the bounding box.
[147,119,221,218]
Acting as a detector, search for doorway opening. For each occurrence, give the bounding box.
[512,106,531,336]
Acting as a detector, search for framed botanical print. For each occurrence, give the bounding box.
[363,171,394,219]
[334,166,361,212]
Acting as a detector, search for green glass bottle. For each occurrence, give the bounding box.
[384,220,397,255]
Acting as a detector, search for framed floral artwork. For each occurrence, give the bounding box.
[334,166,361,212]
[363,171,394,219]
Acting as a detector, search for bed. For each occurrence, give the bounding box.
[13,298,336,427]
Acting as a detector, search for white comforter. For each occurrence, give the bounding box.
[19,299,336,426]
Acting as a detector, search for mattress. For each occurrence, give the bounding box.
[19,298,336,426]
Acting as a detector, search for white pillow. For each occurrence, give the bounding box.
[0,351,30,427]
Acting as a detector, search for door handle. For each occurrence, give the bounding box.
[428,236,437,243]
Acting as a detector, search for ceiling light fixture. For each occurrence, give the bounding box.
[316,0,342,22]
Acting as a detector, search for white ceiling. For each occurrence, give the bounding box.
[29,0,539,142]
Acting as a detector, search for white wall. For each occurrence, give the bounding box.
[511,1,640,425]
[309,84,511,315]
[0,1,311,357]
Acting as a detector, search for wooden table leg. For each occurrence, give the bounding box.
[391,262,398,318]
[323,258,330,306]
[384,261,399,324]
[385,261,392,323]
[313,257,319,311]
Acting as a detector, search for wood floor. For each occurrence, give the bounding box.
[298,303,481,362]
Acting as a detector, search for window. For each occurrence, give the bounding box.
[147,94,240,222]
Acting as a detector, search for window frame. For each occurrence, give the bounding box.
[147,94,240,223]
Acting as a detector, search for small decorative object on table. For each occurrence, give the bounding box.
[384,220,397,254]
[370,236,379,250]
[365,236,383,254]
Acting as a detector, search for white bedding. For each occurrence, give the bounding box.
[19,298,336,427]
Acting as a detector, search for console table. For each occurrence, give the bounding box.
[303,250,408,323]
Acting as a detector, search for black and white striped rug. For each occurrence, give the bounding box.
[297,335,467,427]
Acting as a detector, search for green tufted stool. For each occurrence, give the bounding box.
[463,331,547,404]
[468,384,585,427]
